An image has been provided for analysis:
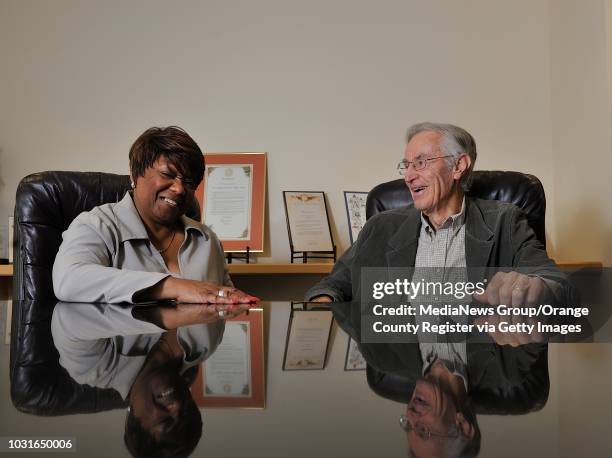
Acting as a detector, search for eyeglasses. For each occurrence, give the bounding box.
[399,414,460,440]
[156,169,197,191]
[397,155,453,175]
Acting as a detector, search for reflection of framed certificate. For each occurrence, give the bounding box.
[195,153,266,252]
[343,191,368,244]
[283,191,334,253]
[282,309,333,370]
[192,308,265,408]
[344,337,366,371]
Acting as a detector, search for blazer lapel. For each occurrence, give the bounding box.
[465,199,494,283]
[385,209,421,267]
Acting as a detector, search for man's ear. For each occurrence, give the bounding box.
[456,412,476,439]
[453,153,471,181]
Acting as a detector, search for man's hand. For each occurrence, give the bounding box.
[473,271,550,307]
[474,314,543,347]
[473,271,548,346]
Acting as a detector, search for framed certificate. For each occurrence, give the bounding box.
[283,191,335,261]
[282,308,333,371]
[192,308,265,408]
[344,337,367,371]
[343,191,368,244]
[195,153,266,252]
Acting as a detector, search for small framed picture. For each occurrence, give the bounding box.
[192,307,265,408]
[343,191,368,244]
[344,337,367,371]
[282,308,334,371]
[283,191,334,253]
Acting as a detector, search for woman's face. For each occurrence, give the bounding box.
[129,361,191,441]
[132,156,195,227]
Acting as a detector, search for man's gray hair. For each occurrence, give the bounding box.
[406,122,477,191]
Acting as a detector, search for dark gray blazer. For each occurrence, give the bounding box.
[306,197,570,302]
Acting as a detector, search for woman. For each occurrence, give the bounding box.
[52,300,230,457]
[53,126,256,311]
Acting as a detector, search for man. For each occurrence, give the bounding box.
[307,122,567,305]
[306,122,571,457]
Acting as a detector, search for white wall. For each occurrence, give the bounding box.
[549,1,612,456]
[0,0,567,263]
[549,0,612,265]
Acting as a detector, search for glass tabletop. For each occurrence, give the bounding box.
[2,299,612,457]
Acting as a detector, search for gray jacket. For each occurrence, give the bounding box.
[53,192,231,303]
[306,198,570,302]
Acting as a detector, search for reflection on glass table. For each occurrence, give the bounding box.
[331,300,551,457]
[9,298,610,457]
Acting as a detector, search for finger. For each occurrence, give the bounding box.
[498,272,519,306]
[510,288,526,308]
[229,292,259,303]
[525,277,545,307]
[202,294,232,304]
[479,272,507,305]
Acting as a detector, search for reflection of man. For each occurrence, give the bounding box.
[52,301,246,457]
[400,361,479,458]
[307,122,572,456]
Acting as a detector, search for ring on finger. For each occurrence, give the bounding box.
[217,289,226,298]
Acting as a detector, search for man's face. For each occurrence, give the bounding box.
[403,131,464,219]
[405,378,461,457]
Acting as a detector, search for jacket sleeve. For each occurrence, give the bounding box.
[52,212,169,304]
[304,215,379,302]
[510,206,576,306]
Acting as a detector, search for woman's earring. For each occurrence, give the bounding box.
[130,180,135,189]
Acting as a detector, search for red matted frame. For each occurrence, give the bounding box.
[195,153,266,252]
[192,308,265,408]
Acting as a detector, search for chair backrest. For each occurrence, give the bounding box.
[13,172,131,301]
[10,171,199,415]
[365,170,546,246]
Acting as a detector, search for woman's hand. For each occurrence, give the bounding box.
[143,276,259,304]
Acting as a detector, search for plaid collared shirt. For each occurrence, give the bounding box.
[413,199,469,390]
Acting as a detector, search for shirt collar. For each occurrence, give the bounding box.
[420,197,466,235]
[115,192,207,242]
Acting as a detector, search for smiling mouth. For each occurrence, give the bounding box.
[156,388,176,401]
[411,186,427,196]
[161,197,178,207]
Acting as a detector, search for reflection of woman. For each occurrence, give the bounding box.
[53,126,256,308]
[52,301,230,458]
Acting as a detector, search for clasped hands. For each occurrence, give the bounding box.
[473,271,552,346]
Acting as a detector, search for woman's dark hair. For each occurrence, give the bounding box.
[129,126,205,186]
[124,398,203,458]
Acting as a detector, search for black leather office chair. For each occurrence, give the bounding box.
[364,170,550,414]
[10,171,199,415]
